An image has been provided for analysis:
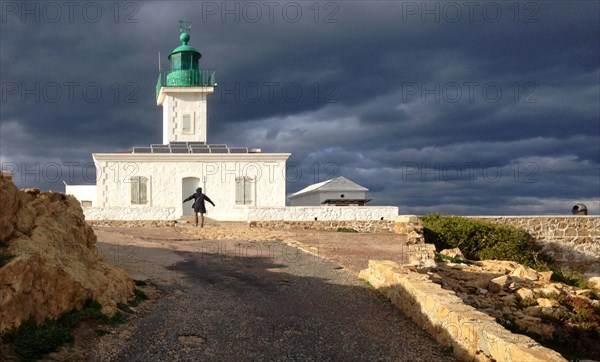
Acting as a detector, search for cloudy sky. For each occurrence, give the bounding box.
[1,1,599,215]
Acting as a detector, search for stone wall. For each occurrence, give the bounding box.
[247,206,399,222]
[472,216,600,275]
[87,220,177,228]
[83,205,398,222]
[250,220,395,233]
[359,260,566,362]
[84,206,178,221]
[251,213,419,234]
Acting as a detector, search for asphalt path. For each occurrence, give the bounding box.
[93,230,457,361]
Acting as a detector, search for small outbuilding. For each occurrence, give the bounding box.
[288,176,372,206]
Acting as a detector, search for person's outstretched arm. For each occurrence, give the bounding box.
[183,194,194,203]
[204,195,215,207]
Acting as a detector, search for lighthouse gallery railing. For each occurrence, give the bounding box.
[156,69,216,98]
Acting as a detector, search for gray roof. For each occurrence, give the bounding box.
[289,176,368,198]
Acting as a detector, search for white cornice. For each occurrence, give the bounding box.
[92,153,291,163]
[157,86,216,105]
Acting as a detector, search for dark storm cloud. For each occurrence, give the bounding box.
[1,0,598,214]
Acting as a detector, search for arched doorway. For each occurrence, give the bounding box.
[182,177,201,216]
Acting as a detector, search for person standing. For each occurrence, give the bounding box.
[183,187,215,227]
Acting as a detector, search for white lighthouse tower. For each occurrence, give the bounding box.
[156,22,216,144]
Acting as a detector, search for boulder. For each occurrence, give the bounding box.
[575,289,593,297]
[515,288,535,300]
[440,248,466,261]
[510,265,540,281]
[524,306,543,317]
[474,260,520,274]
[588,276,600,290]
[515,316,555,338]
[0,173,134,333]
[538,271,553,283]
[488,275,513,293]
[537,298,560,308]
[535,285,562,297]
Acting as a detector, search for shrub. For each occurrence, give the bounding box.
[551,268,590,289]
[128,288,148,307]
[421,214,551,270]
[1,298,140,360]
[337,227,358,233]
[2,319,73,360]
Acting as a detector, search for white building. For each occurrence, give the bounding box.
[67,29,290,221]
[288,176,372,206]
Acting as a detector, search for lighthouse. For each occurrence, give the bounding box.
[66,23,291,221]
[156,23,216,144]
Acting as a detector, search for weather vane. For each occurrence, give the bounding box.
[179,20,191,34]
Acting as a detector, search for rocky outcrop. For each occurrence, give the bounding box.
[359,260,567,362]
[0,174,134,333]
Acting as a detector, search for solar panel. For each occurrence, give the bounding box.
[229,147,249,153]
[210,148,229,154]
[170,148,190,153]
[152,148,171,153]
[188,141,205,146]
[190,144,209,149]
[170,144,188,148]
[151,144,169,148]
[133,147,152,154]
[169,141,187,146]
[191,148,210,154]
[208,144,228,148]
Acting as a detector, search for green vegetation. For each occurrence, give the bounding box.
[421,214,550,270]
[421,214,595,289]
[94,329,109,336]
[551,268,590,289]
[1,289,149,361]
[440,346,454,356]
[117,302,134,314]
[134,280,148,287]
[127,288,148,307]
[337,227,358,233]
[518,297,538,308]
[357,278,373,289]
[2,318,73,360]
[0,253,14,267]
[0,240,14,268]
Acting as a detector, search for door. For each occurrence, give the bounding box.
[182,177,201,216]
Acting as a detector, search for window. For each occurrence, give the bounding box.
[235,177,254,205]
[182,114,192,134]
[131,176,148,205]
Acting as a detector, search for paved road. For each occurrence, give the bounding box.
[93,229,457,361]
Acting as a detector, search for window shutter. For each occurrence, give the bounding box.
[182,114,191,133]
[131,177,140,204]
[139,177,147,204]
[235,177,243,204]
[244,177,252,204]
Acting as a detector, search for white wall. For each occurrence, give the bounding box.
[84,207,177,220]
[93,154,289,220]
[82,205,399,222]
[289,192,321,206]
[248,206,399,221]
[65,185,97,207]
[159,88,214,144]
[289,191,367,206]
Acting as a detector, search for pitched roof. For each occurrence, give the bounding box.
[289,176,368,198]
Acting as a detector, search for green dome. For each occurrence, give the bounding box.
[168,32,201,60]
